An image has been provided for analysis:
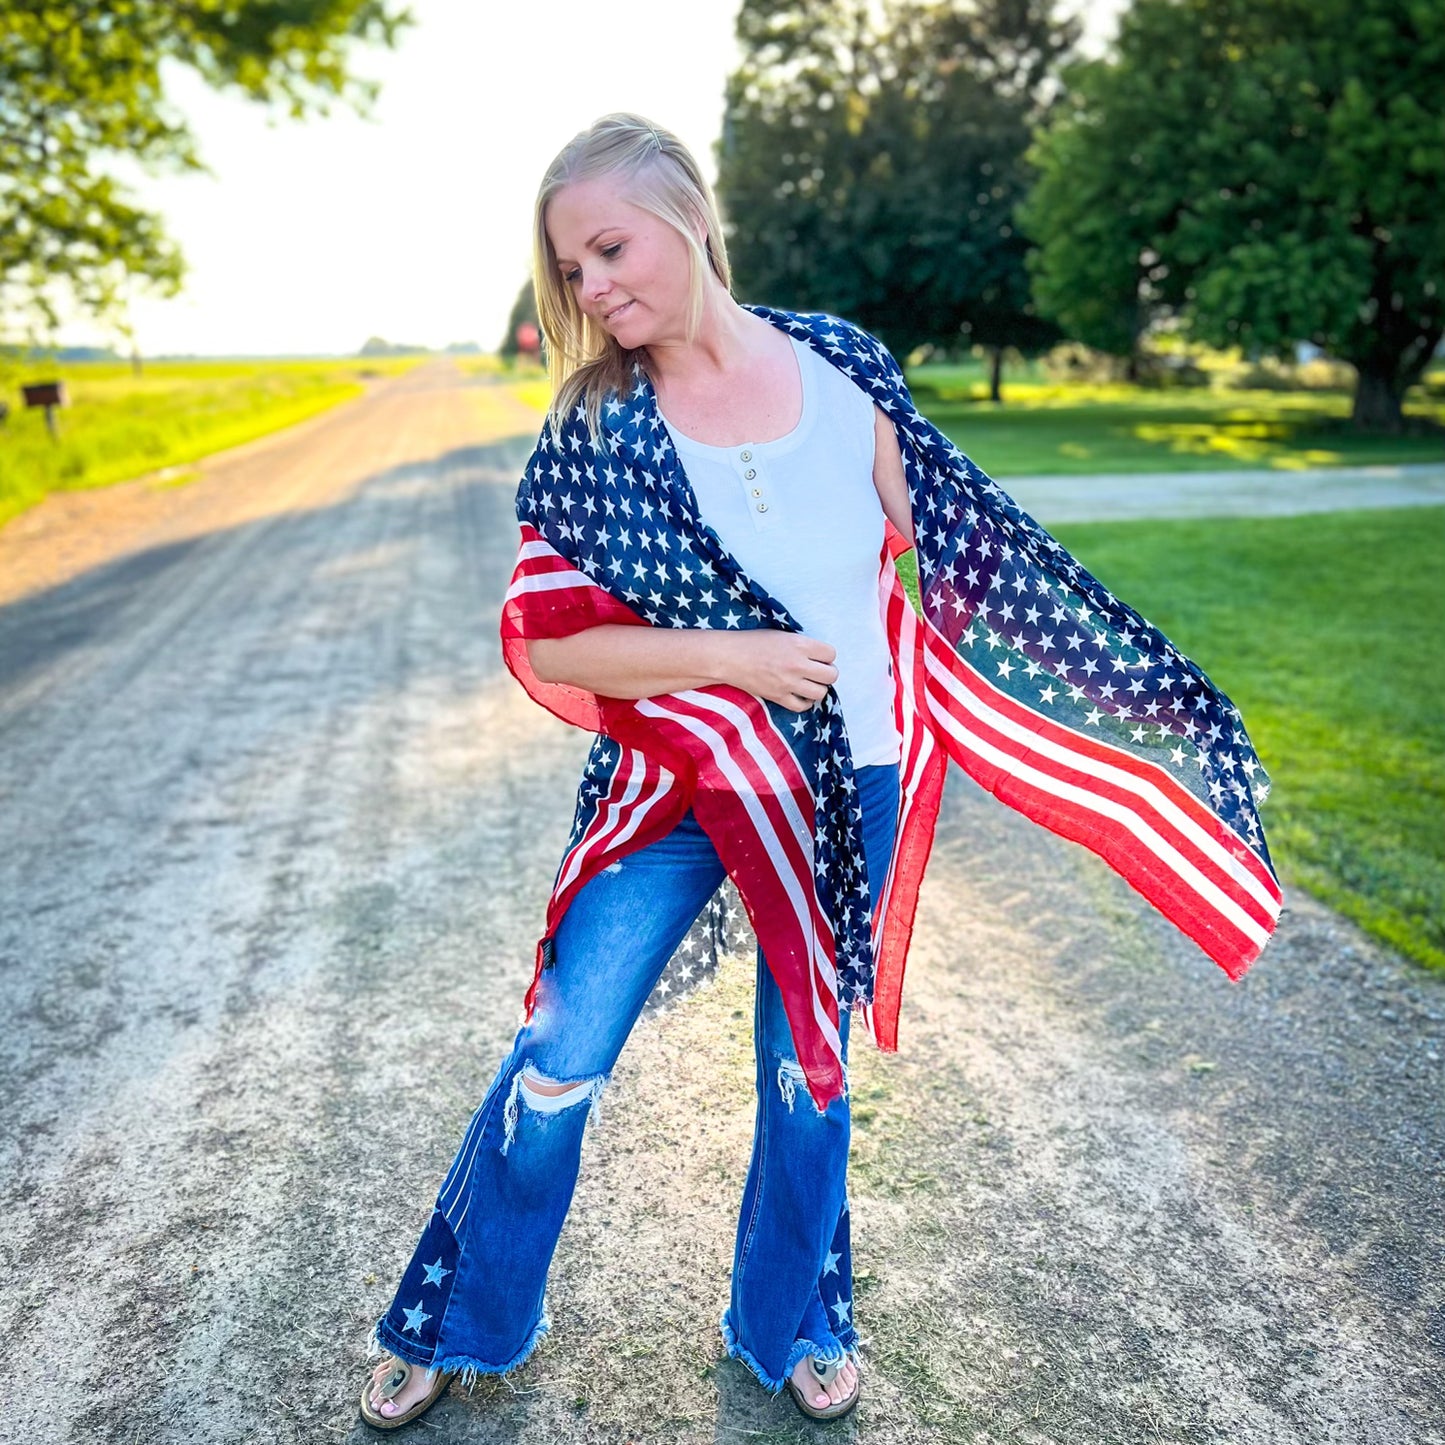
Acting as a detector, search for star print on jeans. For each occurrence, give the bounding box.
[830,1294,852,1326]
[401,1301,432,1334]
[421,1258,451,1287]
[822,1249,841,1276]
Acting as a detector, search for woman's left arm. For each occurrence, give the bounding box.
[872,405,914,548]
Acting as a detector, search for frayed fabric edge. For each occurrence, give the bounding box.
[501,1064,610,1156]
[718,1307,852,1396]
[777,1056,850,1114]
[434,1307,552,1388]
[367,1321,441,1376]
[367,1308,552,1388]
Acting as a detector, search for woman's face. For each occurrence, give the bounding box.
[545,175,699,348]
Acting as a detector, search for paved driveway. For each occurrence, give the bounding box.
[1000,461,1445,524]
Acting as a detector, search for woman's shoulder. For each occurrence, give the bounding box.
[749,303,907,392]
[747,301,871,346]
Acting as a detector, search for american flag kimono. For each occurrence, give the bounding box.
[501,305,1281,1113]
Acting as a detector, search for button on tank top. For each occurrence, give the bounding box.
[658,333,902,767]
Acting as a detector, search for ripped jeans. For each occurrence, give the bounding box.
[372,761,901,1396]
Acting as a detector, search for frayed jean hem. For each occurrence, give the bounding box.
[370,1308,551,1386]
[718,1307,854,1395]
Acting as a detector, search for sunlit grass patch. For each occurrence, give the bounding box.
[1127,417,1346,467]
[907,369,1445,475]
[511,380,553,414]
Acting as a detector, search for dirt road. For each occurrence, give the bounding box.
[2,364,1441,1443]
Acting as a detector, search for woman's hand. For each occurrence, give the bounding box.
[737,631,839,712]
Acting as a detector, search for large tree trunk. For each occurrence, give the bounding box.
[1347,264,1442,433]
[1350,367,1406,433]
[988,345,1003,402]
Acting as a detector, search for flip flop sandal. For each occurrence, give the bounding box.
[785,1352,862,1420]
[358,1355,453,1431]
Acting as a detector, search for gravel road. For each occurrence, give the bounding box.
[2,363,1441,1444]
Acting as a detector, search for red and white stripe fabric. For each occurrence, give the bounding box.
[502,503,1282,1109]
[501,520,853,1103]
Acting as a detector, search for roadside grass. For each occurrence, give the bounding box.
[452,353,507,375]
[454,353,546,380]
[898,507,1445,972]
[0,354,426,528]
[909,369,1445,475]
[510,379,554,413]
[457,354,553,418]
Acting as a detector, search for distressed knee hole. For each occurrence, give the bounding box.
[500,1061,608,1155]
[776,1057,849,1114]
[521,1072,594,1104]
[776,1058,812,1113]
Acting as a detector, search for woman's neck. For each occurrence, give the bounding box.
[642,291,775,392]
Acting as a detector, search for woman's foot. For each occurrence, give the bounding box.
[791,1352,859,1411]
[365,1356,440,1421]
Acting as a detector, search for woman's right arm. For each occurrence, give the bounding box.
[527,625,838,712]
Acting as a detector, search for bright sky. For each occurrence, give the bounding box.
[63,0,1123,358]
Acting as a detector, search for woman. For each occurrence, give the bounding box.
[359,112,1279,1430]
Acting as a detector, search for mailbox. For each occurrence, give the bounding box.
[22,381,66,409]
[21,379,67,437]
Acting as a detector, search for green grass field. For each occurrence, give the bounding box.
[900,507,1445,972]
[0,354,425,528]
[907,367,1445,475]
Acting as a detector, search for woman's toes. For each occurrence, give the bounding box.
[793,1353,859,1409]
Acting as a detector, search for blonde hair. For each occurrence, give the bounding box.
[532,112,732,448]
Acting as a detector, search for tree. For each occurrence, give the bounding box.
[716,0,1080,396]
[0,1,412,343]
[497,276,538,360]
[1017,0,1445,431]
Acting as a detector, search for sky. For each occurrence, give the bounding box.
[61,0,1124,358]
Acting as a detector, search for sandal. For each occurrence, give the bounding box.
[785,1352,862,1421]
[358,1355,453,1431]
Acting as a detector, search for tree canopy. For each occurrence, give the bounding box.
[0,0,411,341]
[716,0,1080,392]
[1018,0,1445,430]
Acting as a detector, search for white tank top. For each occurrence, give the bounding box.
[659,332,902,767]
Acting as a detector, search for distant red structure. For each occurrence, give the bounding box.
[515,322,540,364]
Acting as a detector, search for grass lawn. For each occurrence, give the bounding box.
[909,368,1445,475]
[901,507,1444,972]
[0,354,426,528]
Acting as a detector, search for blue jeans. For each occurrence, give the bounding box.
[373,761,901,1395]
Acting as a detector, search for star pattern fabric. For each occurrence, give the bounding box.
[376,1206,462,1356]
[500,306,1282,1113]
